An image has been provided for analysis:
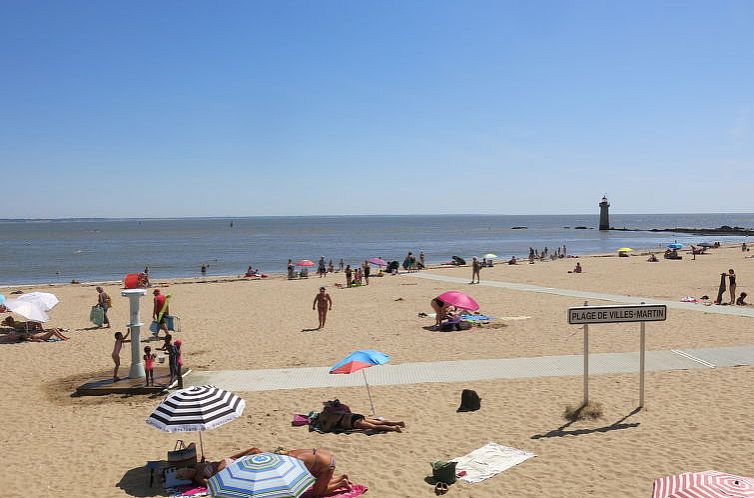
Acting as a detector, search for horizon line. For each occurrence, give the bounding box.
[1,211,753,222]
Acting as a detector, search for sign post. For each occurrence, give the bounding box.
[567,303,666,409]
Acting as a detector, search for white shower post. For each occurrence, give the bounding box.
[122,288,147,379]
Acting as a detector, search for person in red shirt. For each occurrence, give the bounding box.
[152,289,170,339]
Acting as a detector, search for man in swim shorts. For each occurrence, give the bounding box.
[312,287,332,329]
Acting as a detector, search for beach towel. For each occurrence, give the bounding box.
[460,314,495,322]
[302,484,368,498]
[451,442,535,483]
[170,485,209,497]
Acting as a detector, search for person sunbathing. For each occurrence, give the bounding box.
[177,447,264,485]
[2,316,44,331]
[647,253,658,262]
[278,448,352,497]
[319,401,406,433]
[0,329,69,343]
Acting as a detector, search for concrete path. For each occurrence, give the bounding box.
[408,272,754,318]
[187,345,754,393]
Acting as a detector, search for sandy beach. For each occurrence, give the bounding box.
[2,244,754,498]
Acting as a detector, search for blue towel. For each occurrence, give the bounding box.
[460,314,494,322]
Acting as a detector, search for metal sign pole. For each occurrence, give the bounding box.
[583,323,589,406]
[639,321,646,408]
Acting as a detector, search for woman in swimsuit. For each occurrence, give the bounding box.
[281,448,351,497]
[178,447,263,485]
[430,298,448,327]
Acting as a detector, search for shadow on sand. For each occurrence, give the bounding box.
[531,407,641,439]
[116,464,168,497]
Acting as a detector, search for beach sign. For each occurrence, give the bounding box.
[568,304,666,325]
[568,302,667,409]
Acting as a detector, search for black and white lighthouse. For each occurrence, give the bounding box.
[599,195,610,231]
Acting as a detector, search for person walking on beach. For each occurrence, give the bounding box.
[728,268,737,304]
[152,289,170,338]
[112,329,131,381]
[419,251,425,269]
[470,257,481,284]
[96,286,112,328]
[313,287,332,329]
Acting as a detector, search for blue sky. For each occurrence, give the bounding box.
[2,0,753,218]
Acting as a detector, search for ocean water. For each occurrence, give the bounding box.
[1,214,752,285]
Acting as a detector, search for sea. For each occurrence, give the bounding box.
[1,213,753,286]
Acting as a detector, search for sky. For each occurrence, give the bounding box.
[1,0,753,218]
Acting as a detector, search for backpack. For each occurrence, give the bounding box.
[457,389,481,412]
[106,295,113,308]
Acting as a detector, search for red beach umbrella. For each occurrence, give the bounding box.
[652,470,754,498]
[436,291,480,311]
[368,258,387,266]
[296,260,315,267]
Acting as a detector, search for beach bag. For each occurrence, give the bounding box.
[90,305,104,326]
[457,389,481,412]
[431,460,458,484]
[167,440,197,467]
[106,295,113,308]
[149,321,160,334]
[292,413,311,426]
[163,467,193,488]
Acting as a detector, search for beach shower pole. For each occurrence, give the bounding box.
[122,288,147,379]
[639,321,646,409]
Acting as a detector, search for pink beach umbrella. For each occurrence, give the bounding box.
[652,470,754,498]
[368,258,387,266]
[296,260,315,267]
[436,291,480,311]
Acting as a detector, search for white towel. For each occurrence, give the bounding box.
[451,442,535,483]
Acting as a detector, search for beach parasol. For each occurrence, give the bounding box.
[208,453,315,498]
[652,470,754,498]
[146,385,245,459]
[295,260,315,267]
[667,243,684,250]
[330,349,390,416]
[3,298,49,323]
[436,291,480,311]
[368,257,387,266]
[483,253,497,259]
[17,292,59,311]
[699,242,715,248]
[617,248,634,253]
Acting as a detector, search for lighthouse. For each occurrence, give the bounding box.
[599,195,610,231]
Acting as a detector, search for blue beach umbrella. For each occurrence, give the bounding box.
[0,294,5,305]
[667,243,684,250]
[208,453,314,498]
[330,349,390,416]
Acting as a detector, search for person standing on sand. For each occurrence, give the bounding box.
[318,256,327,278]
[470,257,481,284]
[419,251,425,269]
[728,268,737,304]
[152,289,170,338]
[313,287,332,329]
[345,265,352,287]
[96,286,111,328]
[363,261,370,285]
[112,329,131,381]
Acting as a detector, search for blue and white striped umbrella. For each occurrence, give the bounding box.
[208,453,315,498]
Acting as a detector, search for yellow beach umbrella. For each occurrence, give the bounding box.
[617,248,634,253]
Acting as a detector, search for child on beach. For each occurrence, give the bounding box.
[312,287,333,329]
[112,329,131,381]
[143,345,156,386]
[158,334,178,387]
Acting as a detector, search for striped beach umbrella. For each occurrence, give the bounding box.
[146,385,245,458]
[330,349,390,416]
[652,470,754,497]
[208,453,314,498]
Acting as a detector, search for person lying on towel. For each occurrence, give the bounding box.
[318,399,405,433]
